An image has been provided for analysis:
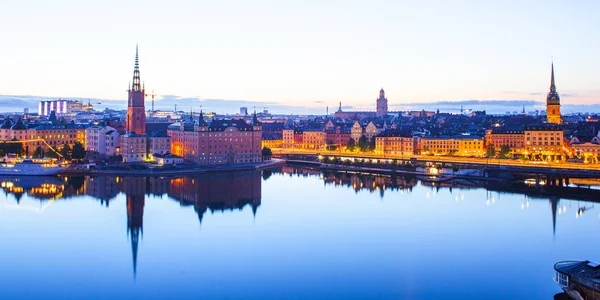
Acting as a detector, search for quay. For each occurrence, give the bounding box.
[60,159,285,176]
[274,151,600,185]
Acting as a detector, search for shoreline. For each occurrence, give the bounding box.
[60,159,285,176]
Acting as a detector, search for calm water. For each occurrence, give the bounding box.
[0,166,598,299]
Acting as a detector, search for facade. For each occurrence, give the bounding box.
[375,134,415,157]
[524,123,564,159]
[485,127,525,154]
[282,128,294,148]
[351,121,363,142]
[85,126,119,156]
[167,113,263,165]
[148,134,172,157]
[302,129,324,149]
[570,135,600,163]
[28,124,86,151]
[120,133,147,162]
[324,127,351,147]
[262,134,283,149]
[418,136,485,156]
[546,63,562,124]
[376,88,388,117]
[364,121,381,140]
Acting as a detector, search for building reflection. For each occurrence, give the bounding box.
[3,166,600,277]
[167,171,261,223]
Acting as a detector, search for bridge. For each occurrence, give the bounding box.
[272,148,600,185]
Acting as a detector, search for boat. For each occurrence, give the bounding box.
[0,155,64,176]
[554,260,600,300]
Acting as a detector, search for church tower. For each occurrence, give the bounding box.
[126,46,147,134]
[546,63,562,124]
[376,88,388,117]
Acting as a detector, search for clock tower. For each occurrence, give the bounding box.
[546,63,562,124]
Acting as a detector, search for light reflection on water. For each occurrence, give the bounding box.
[0,166,599,300]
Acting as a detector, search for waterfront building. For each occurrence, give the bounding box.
[28,123,86,151]
[376,88,388,117]
[417,136,485,156]
[485,127,525,154]
[167,112,262,164]
[302,129,325,149]
[546,63,562,124]
[85,125,119,157]
[147,131,172,158]
[375,132,415,157]
[569,135,600,163]
[120,133,147,162]
[262,134,283,149]
[523,123,564,159]
[324,126,351,148]
[282,128,294,148]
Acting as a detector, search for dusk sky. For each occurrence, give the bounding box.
[1,0,599,113]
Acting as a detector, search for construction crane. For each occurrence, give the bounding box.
[145,90,157,115]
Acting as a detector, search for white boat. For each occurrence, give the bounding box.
[0,155,64,176]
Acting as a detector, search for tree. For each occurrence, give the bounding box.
[358,135,369,152]
[261,147,272,161]
[33,146,45,158]
[60,144,72,160]
[46,147,59,158]
[347,138,356,152]
[486,144,495,157]
[368,137,376,152]
[72,142,86,160]
[499,145,511,158]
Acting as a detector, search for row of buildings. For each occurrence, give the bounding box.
[3,50,597,164]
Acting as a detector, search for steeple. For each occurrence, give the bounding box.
[550,62,556,93]
[132,45,141,92]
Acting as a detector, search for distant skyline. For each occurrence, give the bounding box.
[1,0,599,113]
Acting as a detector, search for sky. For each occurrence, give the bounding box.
[1,0,599,114]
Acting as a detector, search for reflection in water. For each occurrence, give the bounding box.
[2,166,600,282]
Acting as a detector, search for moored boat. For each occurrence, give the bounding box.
[554,260,600,300]
[0,155,64,176]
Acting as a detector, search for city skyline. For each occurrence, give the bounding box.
[2,1,599,114]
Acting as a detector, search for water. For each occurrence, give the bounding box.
[0,166,598,299]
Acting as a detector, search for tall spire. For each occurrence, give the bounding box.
[132,45,141,92]
[550,61,556,92]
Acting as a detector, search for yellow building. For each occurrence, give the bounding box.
[302,130,324,149]
[0,119,86,153]
[568,136,600,163]
[418,136,484,157]
[262,136,283,149]
[523,123,564,159]
[375,135,414,157]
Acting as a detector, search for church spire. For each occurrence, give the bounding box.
[550,62,556,93]
[132,45,141,92]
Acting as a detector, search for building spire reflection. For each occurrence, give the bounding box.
[122,177,146,279]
